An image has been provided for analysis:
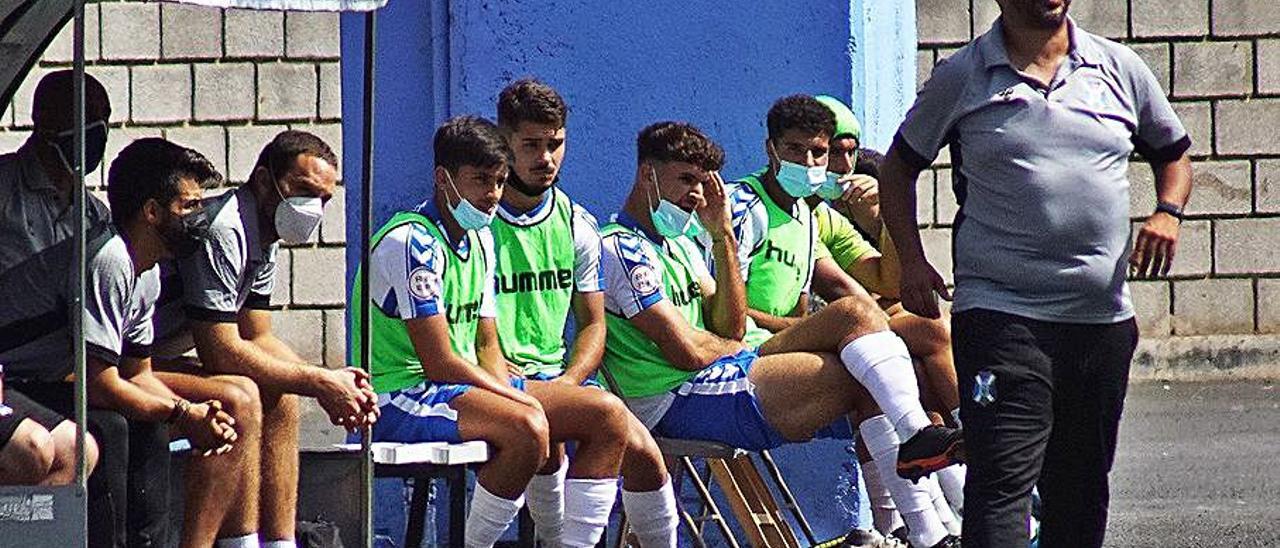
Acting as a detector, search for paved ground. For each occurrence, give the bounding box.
[1107,380,1280,547]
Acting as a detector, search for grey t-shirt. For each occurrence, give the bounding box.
[0,227,159,381]
[895,17,1189,323]
[0,146,111,273]
[153,186,279,357]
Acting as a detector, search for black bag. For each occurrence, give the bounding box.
[297,519,343,548]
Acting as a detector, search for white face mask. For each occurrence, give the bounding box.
[271,173,325,244]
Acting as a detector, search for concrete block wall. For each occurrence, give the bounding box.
[0,2,347,443]
[915,0,1280,344]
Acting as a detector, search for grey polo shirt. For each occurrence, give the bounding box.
[895,17,1189,323]
[0,226,159,382]
[0,146,111,273]
[153,185,279,357]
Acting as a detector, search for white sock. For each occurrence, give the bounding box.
[926,476,961,536]
[937,463,965,516]
[859,459,903,534]
[950,407,963,428]
[621,480,678,548]
[859,415,948,548]
[216,534,260,548]
[840,331,932,439]
[466,484,525,548]
[260,541,294,548]
[562,478,618,548]
[526,457,568,546]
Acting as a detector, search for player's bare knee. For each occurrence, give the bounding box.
[830,294,888,334]
[15,426,56,483]
[585,392,630,440]
[507,409,551,467]
[219,376,264,424]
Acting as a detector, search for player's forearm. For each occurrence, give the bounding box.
[562,321,605,383]
[201,334,324,397]
[1152,155,1192,208]
[746,308,798,334]
[425,356,517,398]
[89,363,182,422]
[879,152,928,265]
[875,229,902,300]
[682,330,747,371]
[707,234,746,339]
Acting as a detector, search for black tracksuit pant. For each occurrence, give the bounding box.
[953,308,1138,548]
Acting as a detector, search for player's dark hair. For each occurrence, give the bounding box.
[766,94,836,141]
[497,79,568,130]
[636,121,725,171]
[108,138,221,227]
[434,115,514,173]
[253,130,338,182]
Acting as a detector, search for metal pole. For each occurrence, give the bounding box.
[71,1,91,545]
[359,10,378,548]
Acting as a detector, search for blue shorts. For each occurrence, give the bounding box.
[526,371,603,389]
[653,350,853,451]
[372,378,527,444]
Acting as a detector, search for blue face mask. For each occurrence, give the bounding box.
[444,170,495,230]
[816,172,849,200]
[649,167,703,239]
[770,141,826,198]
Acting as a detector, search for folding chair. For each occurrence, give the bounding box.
[597,366,814,548]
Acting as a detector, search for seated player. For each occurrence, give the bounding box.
[0,386,97,486]
[152,131,377,548]
[807,96,966,522]
[353,115,631,548]
[0,138,265,547]
[491,79,677,547]
[600,121,960,548]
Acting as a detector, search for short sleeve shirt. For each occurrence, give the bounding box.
[602,219,710,320]
[0,228,158,381]
[368,200,497,322]
[812,202,876,270]
[0,146,111,273]
[153,186,279,355]
[894,17,1189,323]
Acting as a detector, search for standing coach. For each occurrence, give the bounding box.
[877,1,1193,547]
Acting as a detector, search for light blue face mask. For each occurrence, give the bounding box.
[649,167,703,239]
[444,170,496,230]
[770,141,827,198]
[816,172,849,200]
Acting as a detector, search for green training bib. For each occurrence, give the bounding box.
[491,190,577,376]
[741,172,815,318]
[601,224,705,398]
[350,211,488,394]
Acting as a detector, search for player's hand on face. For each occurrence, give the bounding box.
[835,174,880,217]
[898,258,951,320]
[1131,212,1179,279]
[697,171,733,240]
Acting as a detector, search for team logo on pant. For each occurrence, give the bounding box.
[973,370,997,407]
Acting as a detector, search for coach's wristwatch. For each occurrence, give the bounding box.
[1154,201,1184,222]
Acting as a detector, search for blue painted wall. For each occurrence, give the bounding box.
[341,1,917,543]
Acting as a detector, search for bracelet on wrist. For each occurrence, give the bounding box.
[1154,201,1184,221]
[166,399,190,424]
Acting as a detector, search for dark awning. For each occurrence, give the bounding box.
[0,0,73,108]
